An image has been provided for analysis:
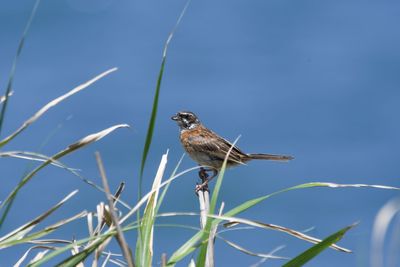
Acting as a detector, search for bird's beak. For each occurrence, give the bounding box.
[171,114,179,121]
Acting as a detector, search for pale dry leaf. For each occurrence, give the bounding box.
[0,68,117,146]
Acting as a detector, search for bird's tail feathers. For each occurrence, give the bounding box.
[247,153,294,161]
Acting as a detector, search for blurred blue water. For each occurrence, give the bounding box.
[1,0,399,266]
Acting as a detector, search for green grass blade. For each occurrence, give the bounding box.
[0,0,41,136]
[283,223,357,267]
[137,152,168,266]
[136,2,191,263]
[167,231,204,266]
[136,20,166,264]
[139,56,165,185]
[222,182,400,223]
[138,0,191,193]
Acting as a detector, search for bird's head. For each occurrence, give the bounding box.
[171,111,200,130]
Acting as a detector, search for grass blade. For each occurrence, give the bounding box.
[0,211,86,249]
[222,239,288,260]
[0,150,80,170]
[167,231,204,266]
[139,56,164,182]
[138,0,191,192]
[283,223,357,267]
[370,197,400,267]
[14,246,50,267]
[28,222,139,267]
[222,182,400,223]
[55,236,111,267]
[136,3,190,263]
[155,154,185,214]
[215,215,351,253]
[0,0,41,136]
[137,151,168,266]
[0,124,129,227]
[95,152,135,267]
[120,166,200,226]
[0,150,132,210]
[0,68,118,148]
[0,190,78,247]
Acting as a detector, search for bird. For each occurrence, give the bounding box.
[171,111,293,191]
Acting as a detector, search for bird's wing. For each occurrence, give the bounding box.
[189,128,246,164]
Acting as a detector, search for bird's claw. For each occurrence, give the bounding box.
[195,181,209,195]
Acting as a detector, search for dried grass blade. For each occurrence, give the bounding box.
[0,124,129,223]
[370,197,400,267]
[0,150,79,171]
[28,249,50,265]
[0,67,118,147]
[14,246,47,267]
[0,151,131,210]
[0,190,78,247]
[222,238,288,260]
[212,215,351,253]
[95,152,134,267]
[1,212,86,249]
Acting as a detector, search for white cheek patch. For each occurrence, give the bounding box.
[180,117,197,130]
[187,123,197,129]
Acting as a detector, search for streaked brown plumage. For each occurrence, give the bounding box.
[171,111,293,190]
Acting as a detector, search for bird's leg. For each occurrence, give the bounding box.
[196,167,209,193]
[196,167,218,193]
[198,167,209,181]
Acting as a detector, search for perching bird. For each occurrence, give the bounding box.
[171,111,293,191]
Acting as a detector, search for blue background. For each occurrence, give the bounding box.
[1,0,399,266]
